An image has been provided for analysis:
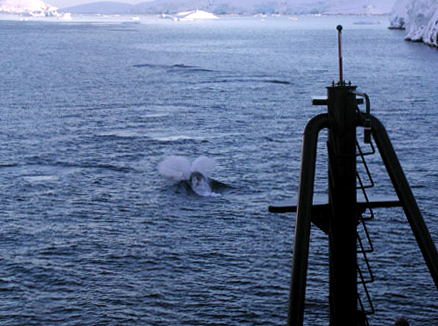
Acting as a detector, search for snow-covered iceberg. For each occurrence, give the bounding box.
[404,0,438,45]
[0,0,58,16]
[390,0,438,46]
[421,7,438,45]
[160,9,218,21]
[389,0,410,29]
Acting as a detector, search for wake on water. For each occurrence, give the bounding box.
[158,156,220,197]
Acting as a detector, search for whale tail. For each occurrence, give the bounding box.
[158,156,191,181]
[159,156,220,197]
[189,171,212,196]
[191,156,216,177]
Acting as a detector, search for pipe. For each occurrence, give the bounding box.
[362,113,438,291]
[288,113,329,326]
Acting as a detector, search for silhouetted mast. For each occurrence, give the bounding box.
[269,25,438,326]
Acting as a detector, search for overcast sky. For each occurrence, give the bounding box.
[48,0,149,8]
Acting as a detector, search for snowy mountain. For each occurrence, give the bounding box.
[133,0,394,15]
[0,0,58,15]
[63,0,395,16]
[390,0,438,46]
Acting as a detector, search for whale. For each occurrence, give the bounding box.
[189,171,212,196]
[158,156,219,197]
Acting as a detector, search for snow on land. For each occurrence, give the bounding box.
[390,0,438,46]
[12,0,396,17]
[131,0,397,16]
[0,0,58,15]
[161,9,218,21]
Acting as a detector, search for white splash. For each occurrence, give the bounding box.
[158,156,219,197]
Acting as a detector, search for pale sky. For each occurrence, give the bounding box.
[48,0,150,8]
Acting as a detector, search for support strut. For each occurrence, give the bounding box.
[288,114,329,326]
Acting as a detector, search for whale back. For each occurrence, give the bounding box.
[189,171,212,196]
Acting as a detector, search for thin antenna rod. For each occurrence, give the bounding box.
[337,25,343,83]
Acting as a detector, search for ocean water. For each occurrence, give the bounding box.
[0,15,438,325]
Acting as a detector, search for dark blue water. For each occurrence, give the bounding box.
[0,15,438,325]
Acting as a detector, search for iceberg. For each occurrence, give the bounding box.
[390,0,438,46]
[57,12,71,20]
[389,0,410,29]
[405,0,438,45]
[422,8,438,45]
[160,9,218,21]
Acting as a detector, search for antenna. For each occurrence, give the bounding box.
[337,25,343,83]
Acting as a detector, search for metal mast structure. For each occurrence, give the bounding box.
[270,26,438,325]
